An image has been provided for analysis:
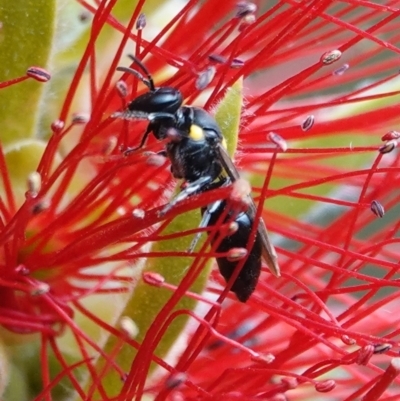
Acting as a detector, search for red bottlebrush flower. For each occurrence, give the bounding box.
[1,0,400,400]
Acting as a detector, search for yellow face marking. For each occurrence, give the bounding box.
[221,137,227,149]
[189,124,204,141]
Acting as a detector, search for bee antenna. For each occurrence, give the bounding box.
[127,54,156,91]
[116,66,152,90]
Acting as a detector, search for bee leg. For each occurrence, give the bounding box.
[188,200,223,252]
[124,125,153,155]
[160,175,213,215]
[123,111,179,155]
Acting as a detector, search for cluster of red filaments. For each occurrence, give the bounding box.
[1,0,400,399]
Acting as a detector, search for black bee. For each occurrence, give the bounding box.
[114,56,280,302]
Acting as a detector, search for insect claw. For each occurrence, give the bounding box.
[187,202,217,252]
[188,232,202,253]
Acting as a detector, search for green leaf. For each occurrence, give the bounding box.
[86,79,244,397]
[1,140,49,204]
[112,0,170,19]
[215,78,243,157]
[0,0,56,144]
[265,84,400,220]
[96,209,210,395]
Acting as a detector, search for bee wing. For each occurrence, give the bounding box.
[216,143,281,277]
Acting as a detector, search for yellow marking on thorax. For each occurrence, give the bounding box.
[221,137,227,149]
[189,124,205,141]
